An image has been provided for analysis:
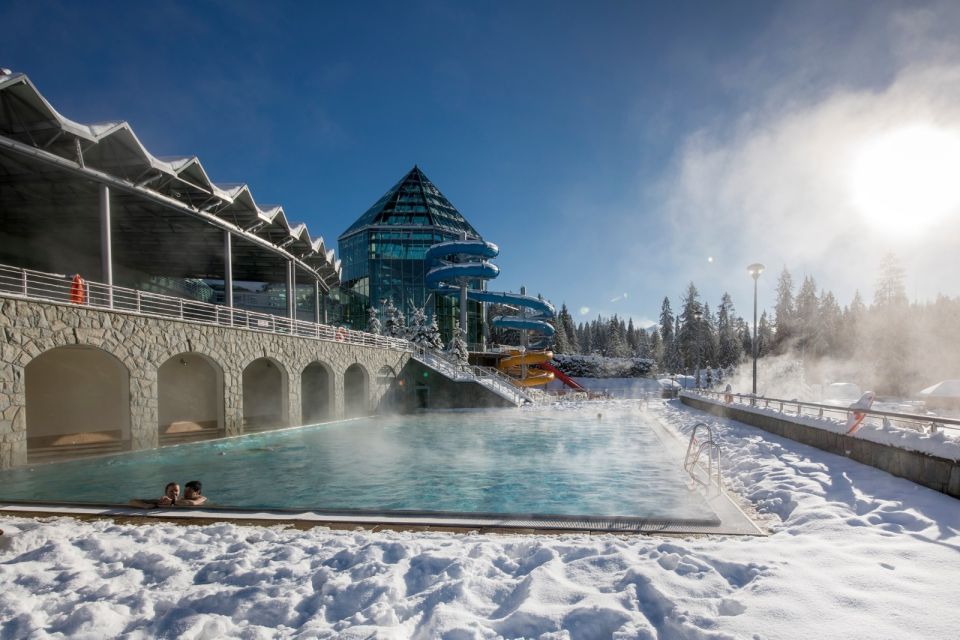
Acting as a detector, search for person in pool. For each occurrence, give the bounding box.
[128,482,179,509]
[175,480,207,507]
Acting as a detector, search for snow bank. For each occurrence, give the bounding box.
[693,394,960,461]
[2,399,958,639]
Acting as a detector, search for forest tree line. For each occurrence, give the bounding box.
[544,253,960,396]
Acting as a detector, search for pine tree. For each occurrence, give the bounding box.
[818,291,842,356]
[447,319,469,368]
[874,252,908,307]
[717,292,743,368]
[636,327,651,358]
[872,253,911,394]
[678,282,704,371]
[552,315,570,354]
[606,315,629,357]
[659,297,675,372]
[426,315,445,350]
[795,275,820,358]
[772,267,795,353]
[649,328,663,365]
[383,300,403,338]
[560,304,579,353]
[581,322,593,354]
[367,305,381,335]
[758,311,773,356]
[407,303,431,348]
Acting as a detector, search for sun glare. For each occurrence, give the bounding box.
[850,124,960,235]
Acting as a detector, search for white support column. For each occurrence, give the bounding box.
[314,280,321,324]
[224,231,234,324]
[287,260,295,321]
[99,183,113,308]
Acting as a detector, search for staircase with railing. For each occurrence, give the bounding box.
[411,347,536,406]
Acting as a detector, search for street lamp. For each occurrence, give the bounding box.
[747,263,765,399]
[693,308,703,389]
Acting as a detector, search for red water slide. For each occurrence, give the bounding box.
[539,363,586,390]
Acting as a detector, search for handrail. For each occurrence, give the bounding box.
[684,422,722,494]
[410,347,535,406]
[687,389,960,434]
[0,263,413,353]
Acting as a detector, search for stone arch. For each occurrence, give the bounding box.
[158,352,224,444]
[242,357,289,432]
[25,345,131,460]
[344,363,370,417]
[301,360,334,424]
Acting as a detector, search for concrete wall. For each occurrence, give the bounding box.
[0,297,411,468]
[681,394,960,499]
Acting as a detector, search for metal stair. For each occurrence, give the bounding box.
[411,347,535,406]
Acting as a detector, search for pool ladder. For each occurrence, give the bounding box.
[684,422,723,494]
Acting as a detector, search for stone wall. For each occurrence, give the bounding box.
[0,297,410,469]
[680,393,960,499]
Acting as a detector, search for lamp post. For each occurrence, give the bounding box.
[693,308,703,389]
[747,263,765,399]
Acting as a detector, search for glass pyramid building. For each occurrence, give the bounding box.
[338,166,485,342]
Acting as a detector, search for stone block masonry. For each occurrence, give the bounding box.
[0,297,410,469]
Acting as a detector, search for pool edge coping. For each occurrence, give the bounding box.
[0,501,765,537]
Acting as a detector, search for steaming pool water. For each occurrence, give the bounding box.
[0,406,716,521]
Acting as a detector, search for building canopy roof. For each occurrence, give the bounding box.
[339,166,481,240]
[0,71,340,287]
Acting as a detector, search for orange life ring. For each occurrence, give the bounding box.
[69,274,86,304]
[335,327,347,342]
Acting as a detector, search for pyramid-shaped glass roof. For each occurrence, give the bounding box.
[339,166,481,240]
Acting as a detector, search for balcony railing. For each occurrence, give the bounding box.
[0,264,413,353]
[687,389,960,435]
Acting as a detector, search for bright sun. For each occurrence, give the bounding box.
[850,124,960,235]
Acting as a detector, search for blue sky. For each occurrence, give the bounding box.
[6,0,960,327]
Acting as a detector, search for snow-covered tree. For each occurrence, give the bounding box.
[367,305,381,335]
[772,267,795,353]
[447,320,469,368]
[717,292,742,368]
[384,300,407,339]
[407,303,431,348]
[677,282,704,370]
[425,315,445,350]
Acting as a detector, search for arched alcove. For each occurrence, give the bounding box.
[158,352,224,444]
[344,363,369,417]
[25,345,130,460]
[242,357,288,432]
[301,361,333,424]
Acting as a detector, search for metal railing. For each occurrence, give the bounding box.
[687,389,960,435]
[684,422,723,494]
[0,264,413,353]
[411,347,535,406]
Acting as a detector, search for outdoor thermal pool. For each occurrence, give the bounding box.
[0,405,718,522]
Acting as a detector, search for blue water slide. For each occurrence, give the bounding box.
[425,238,555,348]
[425,240,499,262]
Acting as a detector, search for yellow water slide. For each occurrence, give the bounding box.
[498,350,555,387]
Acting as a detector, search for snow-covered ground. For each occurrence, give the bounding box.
[2,399,958,639]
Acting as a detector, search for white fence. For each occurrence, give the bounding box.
[0,264,413,352]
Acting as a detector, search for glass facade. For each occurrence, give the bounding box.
[338,167,486,344]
